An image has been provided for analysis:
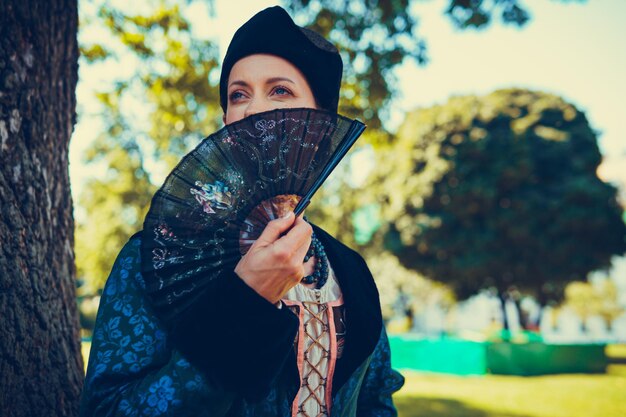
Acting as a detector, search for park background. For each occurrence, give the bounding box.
[1,0,625,416]
[70,0,626,417]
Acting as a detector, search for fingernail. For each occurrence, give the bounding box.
[282,212,293,219]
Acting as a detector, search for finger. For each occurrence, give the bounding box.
[292,216,313,259]
[274,217,312,256]
[254,212,295,247]
[292,237,311,263]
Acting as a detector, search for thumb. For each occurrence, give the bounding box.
[254,212,295,247]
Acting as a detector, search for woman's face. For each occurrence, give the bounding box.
[223,54,318,125]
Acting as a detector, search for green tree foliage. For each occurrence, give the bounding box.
[76,0,221,293]
[381,88,626,306]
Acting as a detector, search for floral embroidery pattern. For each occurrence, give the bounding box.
[255,119,277,145]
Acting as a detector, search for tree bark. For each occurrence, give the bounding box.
[498,292,510,339]
[0,1,82,416]
[512,297,529,330]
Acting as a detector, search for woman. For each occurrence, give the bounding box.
[80,6,404,417]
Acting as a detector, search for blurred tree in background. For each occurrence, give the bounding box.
[76,0,590,314]
[77,1,222,293]
[380,88,626,329]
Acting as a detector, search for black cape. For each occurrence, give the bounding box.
[168,223,384,400]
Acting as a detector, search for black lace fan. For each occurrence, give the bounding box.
[141,108,366,321]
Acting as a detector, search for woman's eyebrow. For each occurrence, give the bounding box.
[228,80,250,89]
[228,77,295,89]
[265,77,295,85]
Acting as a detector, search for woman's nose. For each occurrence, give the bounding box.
[244,98,272,119]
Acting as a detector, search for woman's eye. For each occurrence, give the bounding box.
[229,91,245,102]
[272,86,292,96]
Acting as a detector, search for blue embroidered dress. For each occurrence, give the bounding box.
[80,228,404,417]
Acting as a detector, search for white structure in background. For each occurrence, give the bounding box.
[582,255,626,343]
[612,312,626,342]
[586,315,610,341]
[541,308,626,344]
[541,306,587,343]
[406,256,626,342]
[411,293,626,343]
[409,301,448,337]
[453,293,498,334]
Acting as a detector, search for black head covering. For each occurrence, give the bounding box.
[219,6,343,113]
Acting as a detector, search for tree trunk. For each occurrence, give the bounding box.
[498,292,510,340]
[0,1,82,416]
[512,297,529,330]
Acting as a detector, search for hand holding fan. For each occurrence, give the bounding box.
[141,108,366,322]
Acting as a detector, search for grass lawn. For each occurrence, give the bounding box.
[393,368,626,417]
